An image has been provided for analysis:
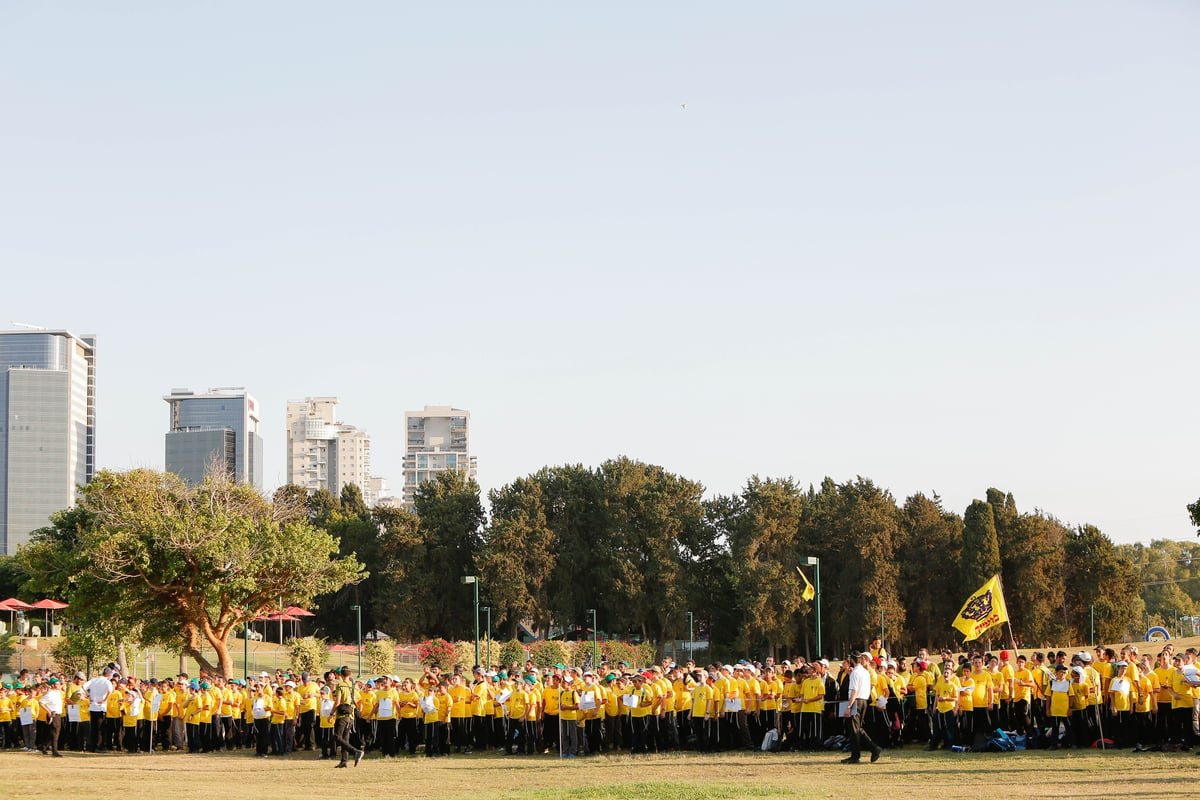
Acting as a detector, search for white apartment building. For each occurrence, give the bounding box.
[402,405,477,508]
[286,397,374,500]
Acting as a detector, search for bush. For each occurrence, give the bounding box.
[634,641,658,668]
[482,638,502,670]
[451,638,504,671]
[365,640,395,676]
[601,640,637,668]
[418,638,456,670]
[527,639,570,669]
[288,637,328,676]
[499,639,527,671]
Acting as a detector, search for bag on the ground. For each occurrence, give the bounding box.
[760,728,780,752]
[822,734,848,751]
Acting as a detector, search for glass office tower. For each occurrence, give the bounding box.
[0,330,96,555]
[164,387,263,491]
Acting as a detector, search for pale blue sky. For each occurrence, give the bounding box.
[2,2,1198,543]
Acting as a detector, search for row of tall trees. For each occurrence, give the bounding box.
[9,461,1197,671]
[293,458,1186,660]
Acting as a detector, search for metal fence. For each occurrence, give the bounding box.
[1,640,423,681]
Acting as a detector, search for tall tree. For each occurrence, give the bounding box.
[412,470,486,640]
[896,493,963,651]
[478,476,556,637]
[20,469,364,676]
[960,499,1002,596]
[1062,524,1143,644]
[725,476,808,658]
[1002,511,1068,645]
[372,505,429,640]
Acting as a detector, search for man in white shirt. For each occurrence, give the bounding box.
[841,652,882,764]
[83,668,114,752]
[39,677,65,757]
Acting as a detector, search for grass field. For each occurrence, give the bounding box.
[3,747,1197,800]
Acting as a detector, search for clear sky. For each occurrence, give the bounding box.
[3,2,1198,544]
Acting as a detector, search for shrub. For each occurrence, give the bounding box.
[527,639,570,669]
[417,638,456,670]
[499,639,527,671]
[601,640,637,668]
[288,637,328,676]
[634,641,658,668]
[365,639,395,676]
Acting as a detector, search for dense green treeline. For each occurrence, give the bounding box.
[4,459,1198,662]
[286,457,1200,659]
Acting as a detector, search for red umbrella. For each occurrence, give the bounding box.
[284,605,315,617]
[31,599,68,634]
[1,598,32,636]
[265,613,300,622]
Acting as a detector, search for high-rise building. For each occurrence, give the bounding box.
[0,329,96,555]
[402,405,476,508]
[164,387,262,490]
[285,397,374,500]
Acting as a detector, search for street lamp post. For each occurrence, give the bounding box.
[351,605,362,676]
[462,576,480,668]
[802,556,822,659]
[687,611,694,661]
[482,606,492,668]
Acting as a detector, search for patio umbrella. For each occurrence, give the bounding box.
[1,598,32,635]
[283,606,313,639]
[265,613,300,643]
[30,599,68,634]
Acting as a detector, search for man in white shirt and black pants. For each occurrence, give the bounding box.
[841,652,882,764]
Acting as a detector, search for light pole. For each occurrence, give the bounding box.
[802,556,822,659]
[1090,604,1095,647]
[588,608,598,666]
[351,605,362,676]
[462,576,479,668]
[482,606,492,668]
[687,611,694,661]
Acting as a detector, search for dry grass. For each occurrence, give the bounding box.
[3,747,1197,800]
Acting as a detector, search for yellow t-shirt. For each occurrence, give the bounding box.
[1048,684,1070,718]
[934,676,960,714]
[629,686,655,718]
[800,677,825,713]
[909,674,928,710]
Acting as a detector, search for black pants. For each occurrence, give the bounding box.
[848,700,880,760]
[376,718,397,756]
[424,721,442,756]
[399,717,420,753]
[333,716,358,763]
[297,710,315,750]
[254,718,271,756]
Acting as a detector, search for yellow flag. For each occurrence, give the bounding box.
[797,567,815,602]
[952,575,1009,641]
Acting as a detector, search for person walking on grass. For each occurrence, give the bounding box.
[842,652,882,764]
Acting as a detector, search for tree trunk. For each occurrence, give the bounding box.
[116,640,129,678]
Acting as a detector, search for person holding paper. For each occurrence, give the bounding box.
[397,678,422,755]
[373,675,400,757]
[316,685,336,759]
[1046,664,1071,749]
[1068,665,1094,749]
[1107,661,1134,748]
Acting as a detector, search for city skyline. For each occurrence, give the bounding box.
[3,3,1197,546]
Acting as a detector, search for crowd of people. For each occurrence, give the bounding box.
[4,636,1200,765]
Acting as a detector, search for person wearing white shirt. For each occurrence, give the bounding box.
[38,678,65,757]
[83,668,114,752]
[841,652,882,764]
